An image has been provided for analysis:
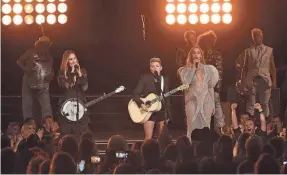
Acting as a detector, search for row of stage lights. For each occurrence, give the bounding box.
[165,0,233,25]
[1,0,68,25]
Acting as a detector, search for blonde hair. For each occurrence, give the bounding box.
[186,46,205,66]
[150,57,162,66]
[251,28,263,39]
[60,50,79,79]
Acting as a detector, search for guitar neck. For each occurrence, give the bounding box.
[151,88,180,103]
[85,91,116,107]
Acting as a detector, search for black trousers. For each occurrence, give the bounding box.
[22,79,52,121]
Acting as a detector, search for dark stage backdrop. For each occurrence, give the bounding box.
[2,0,287,98]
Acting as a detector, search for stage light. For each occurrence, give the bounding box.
[222,13,232,24]
[13,4,23,14]
[2,0,11,3]
[58,14,67,24]
[58,3,67,13]
[199,3,209,13]
[177,14,187,25]
[24,4,33,13]
[2,4,12,14]
[177,3,187,13]
[211,14,220,24]
[25,0,33,2]
[188,14,198,24]
[164,0,233,25]
[14,0,21,2]
[24,15,34,24]
[200,14,209,24]
[13,15,23,25]
[59,0,66,1]
[2,15,12,25]
[48,0,55,2]
[35,3,45,13]
[188,3,198,13]
[47,14,56,24]
[36,0,44,2]
[211,3,220,13]
[222,2,232,13]
[47,3,56,13]
[165,3,175,13]
[36,14,45,24]
[166,14,176,25]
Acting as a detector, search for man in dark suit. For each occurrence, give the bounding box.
[132,58,171,140]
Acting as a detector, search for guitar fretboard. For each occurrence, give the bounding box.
[85,91,116,107]
[150,87,181,104]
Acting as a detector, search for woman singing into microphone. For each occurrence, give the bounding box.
[132,58,171,141]
[57,50,90,136]
[178,46,219,140]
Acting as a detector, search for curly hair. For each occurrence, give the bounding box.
[196,30,217,49]
[186,45,205,66]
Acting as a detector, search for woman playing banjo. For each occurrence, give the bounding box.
[57,50,90,136]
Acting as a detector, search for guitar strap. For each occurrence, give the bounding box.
[161,76,164,95]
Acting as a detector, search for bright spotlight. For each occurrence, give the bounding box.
[177,14,187,25]
[2,15,12,25]
[177,3,187,13]
[35,3,45,13]
[188,3,198,13]
[47,14,56,24]
[222,13,232,24]
[222,3,232,13]
[13,4,23,14]
[166,14,176,25]
[36,14,45,24]
[200,14,209,24]
[199,3,209,13]
[13,15,23,25]
[14,0,21,2]
[2,4,12,14]
[165,3,175,13]
[188,14,198,24]
[25,0,33,2]
[24,4,34,13]
[211,14,220,24]
[2,0,11,3]
[47,3,56,13]
[58,14,67,24]
[36,0,44,2]
[211,3,220,13]
[58,3,67,13]
[24,15,34,24]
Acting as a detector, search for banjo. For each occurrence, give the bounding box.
[61,86,125,121]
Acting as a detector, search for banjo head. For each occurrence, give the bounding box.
[61,98,86,122]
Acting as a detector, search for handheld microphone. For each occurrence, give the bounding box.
[154,71,160,82]
[74,65,79,69]
[195,62,199,69]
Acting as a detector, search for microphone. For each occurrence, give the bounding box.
[141,14,146,41]
[74,65,79,69]
[154,71,160,82]
[195,62,199,69]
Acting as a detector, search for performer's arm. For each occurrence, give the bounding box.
[255,103,267,132]
[132,75,145,107]
[231,103,239,129]
[76,68,88,91]
[269,54,277,88]
[57,71,70,89]
[16,50,32,74]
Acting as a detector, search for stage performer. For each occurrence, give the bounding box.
[57,50,90,137]
[178,46,219,140]
[17,36,54,121]
[132,58,171,141]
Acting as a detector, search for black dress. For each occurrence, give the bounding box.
[57,68,90,136]
[132,73,171,122]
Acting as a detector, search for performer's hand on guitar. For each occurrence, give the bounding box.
[141,104,149,112]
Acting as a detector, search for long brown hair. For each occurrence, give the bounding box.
[186,46,205,66]
[60,50,78,79]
